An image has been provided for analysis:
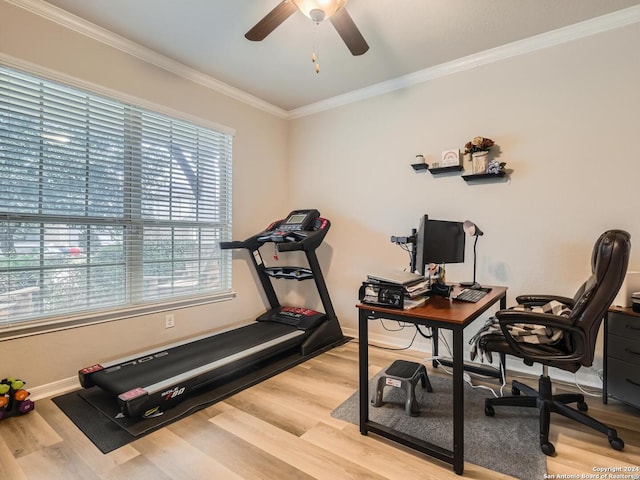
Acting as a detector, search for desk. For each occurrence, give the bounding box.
[357,285,507,475]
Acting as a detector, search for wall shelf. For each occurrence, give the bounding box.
[411,163,429,172]
[429,165,463,175]
[462,171,506,181]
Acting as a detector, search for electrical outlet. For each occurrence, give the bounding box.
[165,313,175,329]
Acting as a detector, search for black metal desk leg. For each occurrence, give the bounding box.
[359,309,369,434]
[432,327,440,368]
[452,327,464,475]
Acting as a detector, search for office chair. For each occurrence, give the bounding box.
[478,230,631,456]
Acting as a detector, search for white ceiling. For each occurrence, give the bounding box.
[38,0,640,112]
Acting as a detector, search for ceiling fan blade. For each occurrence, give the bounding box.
[245,1,298,41]
[329,7,369,56]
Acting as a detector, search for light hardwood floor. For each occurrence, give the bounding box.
[1,340,639,479]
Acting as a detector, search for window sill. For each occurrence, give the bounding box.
[0,291,236,341]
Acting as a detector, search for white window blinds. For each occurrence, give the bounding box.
[0,64,233,330]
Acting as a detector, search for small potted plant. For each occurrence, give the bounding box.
[486,159,507,175]
[464,136,494,174]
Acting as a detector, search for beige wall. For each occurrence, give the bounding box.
[288,23,640,383]
[0,2,290,389]
[2,2,639,391]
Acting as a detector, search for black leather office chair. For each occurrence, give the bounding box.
[479,230,631,456]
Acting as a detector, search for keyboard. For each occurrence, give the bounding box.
[454,288,489,303]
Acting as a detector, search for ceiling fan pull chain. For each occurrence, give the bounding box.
[312,21,320,73]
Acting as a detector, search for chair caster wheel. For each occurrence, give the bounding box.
[511,386,520,395]
[484,405,495,417]
[609,437,624,451]
[577,401,588,412]
[541,442,555,456]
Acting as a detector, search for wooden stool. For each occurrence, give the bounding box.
[371,360,432,416]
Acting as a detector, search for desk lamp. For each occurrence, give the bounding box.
[460,220,483,289]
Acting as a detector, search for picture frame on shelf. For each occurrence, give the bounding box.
[441,149,461,168]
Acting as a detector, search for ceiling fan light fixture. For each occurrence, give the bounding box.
[309,9,326,23]
[291,0,348,21]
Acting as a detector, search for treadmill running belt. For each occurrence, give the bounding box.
[89,322,303,395]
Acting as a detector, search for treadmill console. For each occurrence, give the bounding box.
[258,209,323,244]
[221,208,330,252]
[277,209,320,232]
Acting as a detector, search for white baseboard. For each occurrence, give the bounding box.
[29,376,79,401]
[26,329,602,402]
[342,327,603,391]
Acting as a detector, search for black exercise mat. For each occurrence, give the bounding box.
[53,337,349,453]
[52,388,135,453]
[332,371,546,480]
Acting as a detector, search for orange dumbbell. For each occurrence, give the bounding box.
[14,389,29,402]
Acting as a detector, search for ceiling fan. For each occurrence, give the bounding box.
[245,0,369,56]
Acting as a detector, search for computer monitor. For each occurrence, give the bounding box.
[414,215,465,276]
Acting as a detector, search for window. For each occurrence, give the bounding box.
[0,64,233,333]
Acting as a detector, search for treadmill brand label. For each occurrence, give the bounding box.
[162,385,186,401]
[106,351,169,373]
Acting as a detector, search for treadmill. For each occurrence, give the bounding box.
[79,209,343,418]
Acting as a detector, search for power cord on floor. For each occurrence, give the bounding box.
[573,370,602,398]
[423,329,506,398]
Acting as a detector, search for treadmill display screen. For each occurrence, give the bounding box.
[277,210,320,232]
[285,213,307,225]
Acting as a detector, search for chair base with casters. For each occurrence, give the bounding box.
[371,360,432,416]
[484,365,624,456]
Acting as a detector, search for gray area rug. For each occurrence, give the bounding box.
[331,370,546,480]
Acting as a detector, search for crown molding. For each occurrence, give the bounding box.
[288,5,640,119]
[6,0,289,119]
[7,1,640,120]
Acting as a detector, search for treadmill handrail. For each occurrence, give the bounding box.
[222,218,330,253]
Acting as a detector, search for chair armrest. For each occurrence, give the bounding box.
[515,294,575,308]
[496,309,576,330]
[495,309,586,364]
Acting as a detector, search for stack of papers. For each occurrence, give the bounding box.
[366,270,425,286]
[404,279,430,298]
[403,296,427,309]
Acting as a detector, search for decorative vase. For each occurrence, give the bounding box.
[471,151,489,174]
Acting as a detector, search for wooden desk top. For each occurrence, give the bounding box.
[357,285,508,326]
